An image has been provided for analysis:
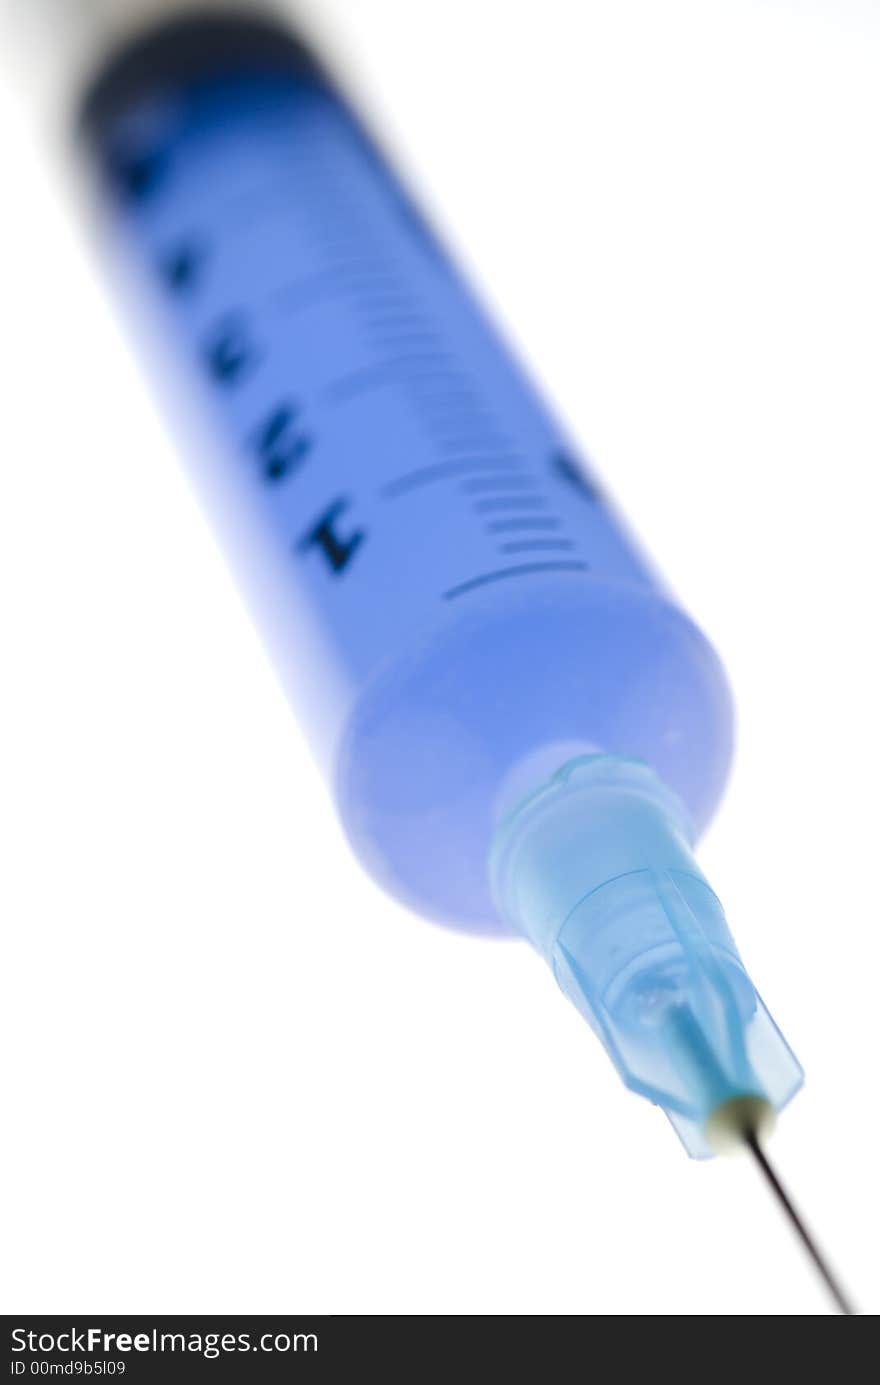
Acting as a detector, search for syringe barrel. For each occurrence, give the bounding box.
[77,7,734,933]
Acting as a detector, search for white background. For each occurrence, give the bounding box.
[1,0,878,1315]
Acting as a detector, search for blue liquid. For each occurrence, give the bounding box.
[84,58,733,933]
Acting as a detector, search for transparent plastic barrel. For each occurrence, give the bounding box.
[80,11,734,932]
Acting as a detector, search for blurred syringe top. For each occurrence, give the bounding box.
[3,0,283,123]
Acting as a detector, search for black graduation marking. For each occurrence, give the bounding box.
[253,404,313,483]
[298,500,365,575]
[203,314,260,386]
[161,240,206,293]
[110,147,167,204]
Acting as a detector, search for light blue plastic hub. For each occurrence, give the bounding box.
[491,755,803,1157]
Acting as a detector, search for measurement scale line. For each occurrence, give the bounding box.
[461,477,537,495]
[223,195,377,235]
[404,395,495,423]
[360,311,436,329]
[403,387,491,410]
[356,292,420,309]
[487,518,562,533]
[412,418,504,443]
[405,385,486,404]
[499,540,576,555]
[474,496,549,514]
[273,268,400,305]
[326,357,459,403]
[443,562,590,600]
[383,459,523,498]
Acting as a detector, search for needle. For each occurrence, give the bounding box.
[744,1130,855,1315]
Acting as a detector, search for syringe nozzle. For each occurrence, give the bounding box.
[491,754,803,1157]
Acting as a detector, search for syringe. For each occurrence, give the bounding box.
[16,0,854,1312]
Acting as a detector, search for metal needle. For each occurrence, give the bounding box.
[744,1130,855,1315]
